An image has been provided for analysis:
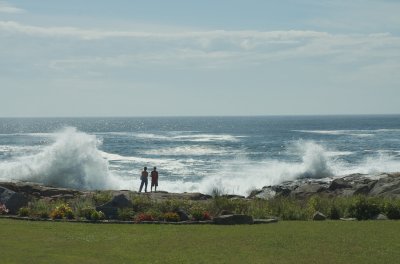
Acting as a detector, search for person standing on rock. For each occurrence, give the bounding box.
[139,167,148,193]
[151,167,159,192]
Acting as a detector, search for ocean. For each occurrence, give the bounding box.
[0,115,399,195]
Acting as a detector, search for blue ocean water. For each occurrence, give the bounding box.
[0,115,399,195]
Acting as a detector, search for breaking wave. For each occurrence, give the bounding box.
[0,127,121,189]
[0,128,399,196]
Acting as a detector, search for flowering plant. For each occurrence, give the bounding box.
[135,213,155,222]
[0,203,9,214]
[50,203,74,219]
[163,212,180,222]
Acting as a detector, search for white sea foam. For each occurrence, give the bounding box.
[146,146,233,156]
[294,130,375,137]
[133,133,241,142]
[0,127,122,189]
[155,141,400,196]
[0,128,399,196]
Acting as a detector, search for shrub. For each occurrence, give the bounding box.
[18,207,30,217]
[90,210,105,221]
[190,205,212,221]
[93,191,113,206]
[50,203,74,220]
[163,212,180,222]
[135,212,155,222]
[348,196,381,220]
[329,205,341,220]
[156,199,190,214]
[29,199,51,219]
[79,207,97,220]
[117,208,135,221]
[0,203,9,214]
[132,195,153,212]
[247,199,272,219]
[384,199,400,219]
[70,196,95,218]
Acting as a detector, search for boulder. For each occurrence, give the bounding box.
[213,214,254,225]
[372,213,388,220]
[220,210,234,216]
[292,183,327,199]
[96,194,133,219]
[329,178,352,191]
[368,174,400,198]
[0,186,29,214]
[253,218,278,224]
[312,211,327,221]
[175,209,189,221]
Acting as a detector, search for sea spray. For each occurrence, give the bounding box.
[0,127,119,189]
[155,140,336,195]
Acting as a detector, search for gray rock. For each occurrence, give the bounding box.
[329,178,352,191]
[372,213,388,220]
[368,174,400,197]
[292,183,327,199]
[312,211,327,221]
[340,218,357,221]
[0,186,29,214]
[213,214,254,225]
[175,209,189,221]
[253,218,278,224]
[220,210,234,216]
[96,194,132,219]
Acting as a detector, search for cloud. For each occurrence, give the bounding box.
[1,20,399,73]
[0,1,24,13]
[0,20,329,41]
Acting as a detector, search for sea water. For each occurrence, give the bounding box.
[0,115,399,195]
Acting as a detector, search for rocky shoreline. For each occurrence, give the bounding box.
[249,172,400,200]
[1,172,400,223]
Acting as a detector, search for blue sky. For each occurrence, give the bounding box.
[1,0,399,117]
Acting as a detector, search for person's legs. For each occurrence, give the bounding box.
[144,179,148,192]
[139,180,144,192]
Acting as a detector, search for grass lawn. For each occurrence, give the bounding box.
[1,219,399,264]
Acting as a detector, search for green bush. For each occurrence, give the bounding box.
[117,208,135,221]
[93,191,113,206]
[247,199,273,219]
[162,212,180,222]
[50,203,74,220]
[383,199,400,219]
[90,210,105,221]
[18,207,30,217]
[132,195,154,212]
[28,199,51,219]
[348,196,382,220]
[70,196,95,218]
[156,199,191,214]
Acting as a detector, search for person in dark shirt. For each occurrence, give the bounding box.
[139,167,148,193]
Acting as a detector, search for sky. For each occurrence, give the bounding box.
[0,0,399,117]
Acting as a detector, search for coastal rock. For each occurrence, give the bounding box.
[368,173,400,197]
[175,209,189,221]
[220,210,234,216]
[312,211,327,221]
[253,218,279,224]
[329,178,352,191]
[372,213,388,220]
[291,183,327,199]
[0,182,81,198]
[0,186,29,214]
[213,214,254,225]
[96,194,133,219]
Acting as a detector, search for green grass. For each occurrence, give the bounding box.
[1,219,400,264]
